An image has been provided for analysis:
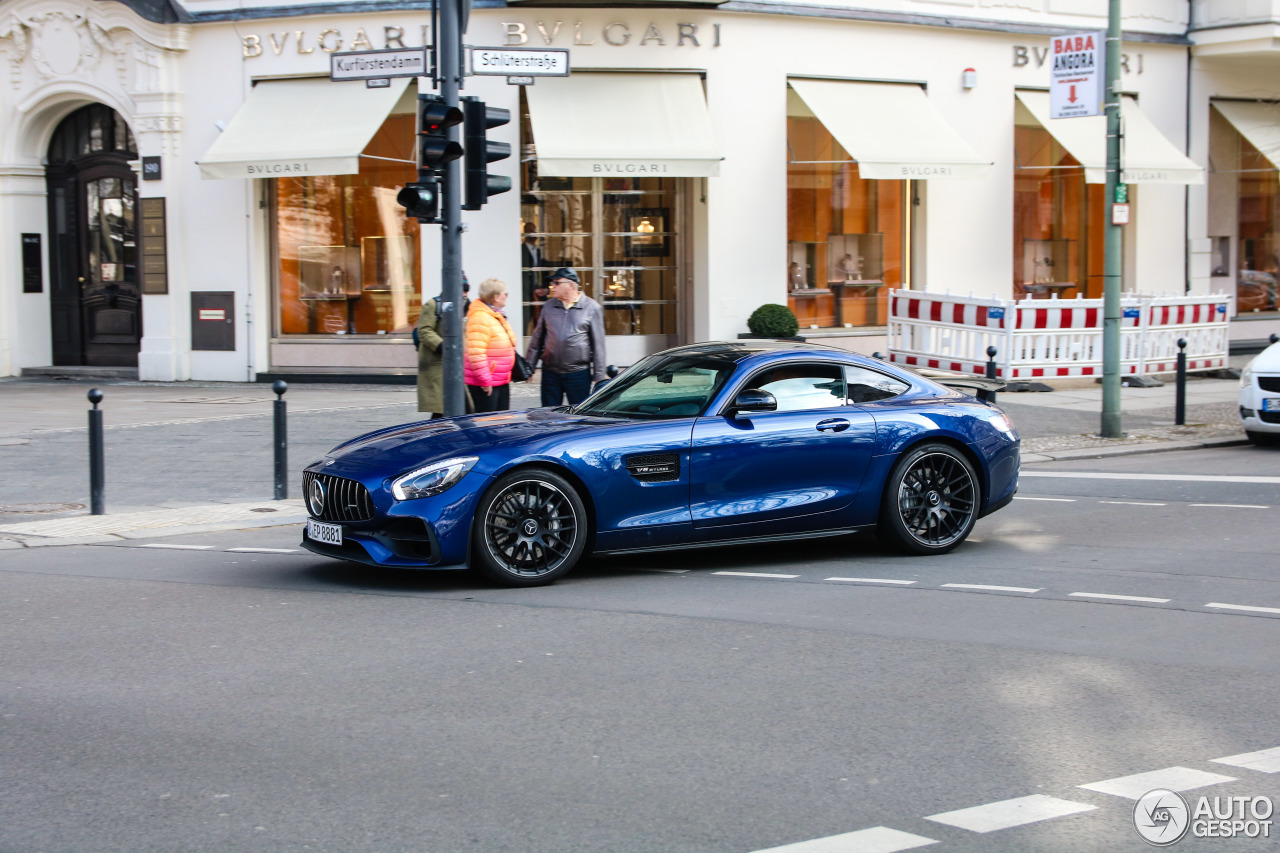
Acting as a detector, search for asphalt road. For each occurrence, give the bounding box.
[3,445,1279,852]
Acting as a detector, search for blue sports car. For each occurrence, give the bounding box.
[300,341,1019,586]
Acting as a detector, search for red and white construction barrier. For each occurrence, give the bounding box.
[888,291,1231,380]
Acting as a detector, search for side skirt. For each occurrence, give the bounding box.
[593,524,877,558]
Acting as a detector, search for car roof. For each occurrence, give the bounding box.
[657,339,857,363]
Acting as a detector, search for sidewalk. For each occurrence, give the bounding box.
[0,364,1251,543]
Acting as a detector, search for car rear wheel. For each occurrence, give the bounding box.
[472,468,588,586]
[879,443,979,555]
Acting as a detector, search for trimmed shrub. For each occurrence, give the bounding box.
[747,303,800,338]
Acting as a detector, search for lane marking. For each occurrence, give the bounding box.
[1189,503,1269,509]
[226,547,298,554]
[826,577,917,585]
[750,826,937,853]
[1078,766,1236,799]
[1070,592,1171,604]
[646,569,690,574]
[1205,602,1280,615]
[713,571,799,580]
[1014,496,1077,502]
[138,543,215,550]
[1021,471,1280,484]
[1099,501,1166,506]
[942,583,1041,594]
[925,794,1097,833]
[1211,746,1280,774]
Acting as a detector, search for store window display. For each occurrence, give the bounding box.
[1012,122,1106,300]
[272,112,421,337]
[786,100,904,329]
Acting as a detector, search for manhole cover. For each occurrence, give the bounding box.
[250,507,278,513]
[0,502,85,514]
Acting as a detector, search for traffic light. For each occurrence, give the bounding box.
[418,94,463,174]
[461,96,512,210]
[397,177,440,223]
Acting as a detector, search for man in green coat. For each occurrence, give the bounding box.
[415,296,444,416]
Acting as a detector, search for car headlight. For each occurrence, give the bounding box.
[985,410,1018,437]
[1240,366,1254,389]
[391,456,478,501]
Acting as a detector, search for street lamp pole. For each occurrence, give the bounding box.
[1100,0,1123,437]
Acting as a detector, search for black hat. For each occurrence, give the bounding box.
[546,267,579,285]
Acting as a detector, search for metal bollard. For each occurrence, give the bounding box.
[87,389,105,515]
[1272,333,1279,345]
[1175,338,1187,426]
[871,352,884,361]
[273,380,288,500]
[983,346,999,404]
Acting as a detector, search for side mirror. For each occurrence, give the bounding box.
[729,389,777,418]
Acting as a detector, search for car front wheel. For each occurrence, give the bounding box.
[879,442,979,555]
[472,468,588,586]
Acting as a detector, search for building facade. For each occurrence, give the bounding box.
[3,0,1269,383]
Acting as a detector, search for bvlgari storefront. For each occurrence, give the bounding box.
[0,0,1207,380]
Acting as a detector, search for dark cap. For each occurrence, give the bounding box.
[546,267,579,285]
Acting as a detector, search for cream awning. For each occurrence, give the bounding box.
[1015,90,1204,185]
[788,78,991,180]
[525,73,721,178]
[198,77,412,180]
[1212,101,1280,169]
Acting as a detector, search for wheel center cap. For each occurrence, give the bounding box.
[522,519,539,536]
[926,491,941,507]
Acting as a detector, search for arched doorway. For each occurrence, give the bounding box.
[45,105,140,367]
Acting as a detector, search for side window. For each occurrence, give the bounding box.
[746,364,846,413]
[845,365,909,403]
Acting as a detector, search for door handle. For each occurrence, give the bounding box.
[816,418,850,433]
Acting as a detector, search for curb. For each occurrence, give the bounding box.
[1022,435,1250,463]
[0,500,307,546]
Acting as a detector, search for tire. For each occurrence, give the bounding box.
[471,468,588,586]
[878,442,980,556]
[1246,430,1280,447]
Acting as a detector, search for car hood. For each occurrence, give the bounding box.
[317,408,617,477]
[1248,341,1280,373]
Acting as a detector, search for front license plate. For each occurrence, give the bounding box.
[1263,398,1280,412]
[307,519,343,545]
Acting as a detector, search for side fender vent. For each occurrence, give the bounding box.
[625,453,680,483]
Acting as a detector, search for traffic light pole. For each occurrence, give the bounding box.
[1100,0,1123,438]
[439,0,466,417]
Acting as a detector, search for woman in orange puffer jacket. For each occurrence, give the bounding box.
[464,278,518,412]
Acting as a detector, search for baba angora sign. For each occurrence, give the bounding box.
[1049,32,1104,119]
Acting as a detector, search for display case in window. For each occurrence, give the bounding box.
[360,236,414,293]
[826,233,884,285]
[1020,238,1077,298]
[787,242,820,290]
[299,245,362,300]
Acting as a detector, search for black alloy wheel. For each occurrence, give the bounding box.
[472,468,588,586]
[879,442,979,555]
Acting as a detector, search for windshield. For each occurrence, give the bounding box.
[571,353,738,419]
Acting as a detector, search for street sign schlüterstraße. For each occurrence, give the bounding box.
[468,47,570,77]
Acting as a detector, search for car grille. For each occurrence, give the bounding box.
[303,472,375,521]
[1258,376,1280,393]
[1261,411,1280,424]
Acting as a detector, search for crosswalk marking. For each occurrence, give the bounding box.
[925,794,1096,833]
[1205,602,1280,615]
[138,543,215,550]
[749,826,937,853]
[942,583,1041,594]
[1211,746,1280,774]
[1078,766,1236,799]
[713,571,800,579]
[1070,592,1170,603]
[226,547,298,554]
